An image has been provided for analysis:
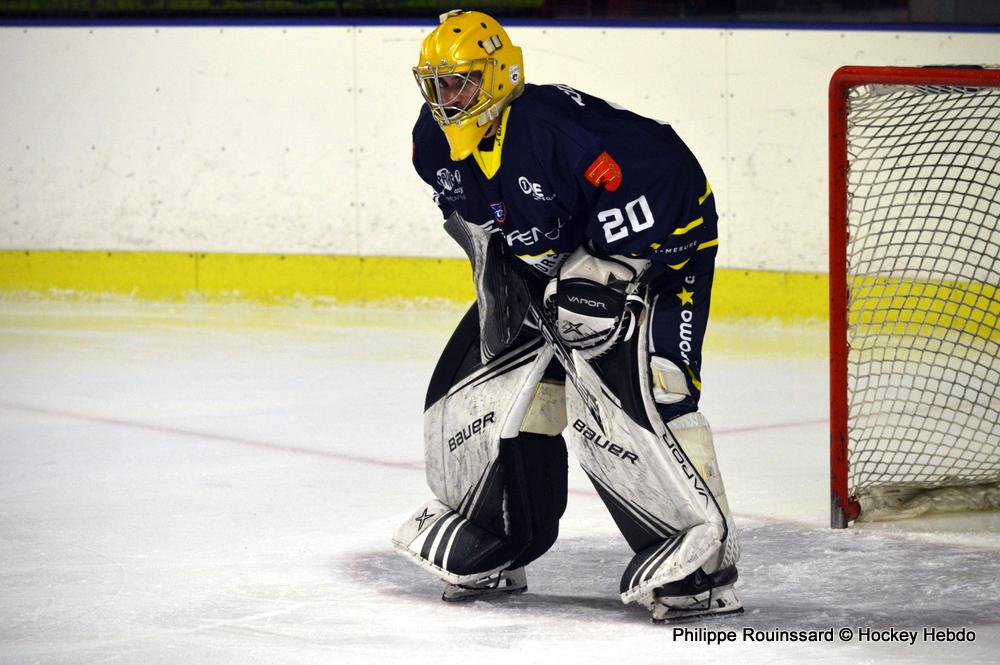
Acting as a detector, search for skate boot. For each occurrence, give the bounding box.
[648,565,743,623]
[441,567,527,602]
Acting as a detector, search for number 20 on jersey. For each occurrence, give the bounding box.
[598,195,655,244]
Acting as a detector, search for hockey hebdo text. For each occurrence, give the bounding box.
[671,626,976,645]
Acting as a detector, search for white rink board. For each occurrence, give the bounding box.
[724,28,1000,271]
[1,26,358,255]
[1,24,999,270]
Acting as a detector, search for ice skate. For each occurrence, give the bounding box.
[441,567,527,602]
[648,566,743,623]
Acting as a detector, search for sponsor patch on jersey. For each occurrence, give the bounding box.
[490,201,507,224]
[517,176,557,201]
[436,167,462,193]
[584,151,622,191]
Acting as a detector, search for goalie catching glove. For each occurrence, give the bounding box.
[543,245,651,358]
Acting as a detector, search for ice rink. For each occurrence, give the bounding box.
[1,298,998,664]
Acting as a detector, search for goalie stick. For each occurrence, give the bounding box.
[527,299,605,431]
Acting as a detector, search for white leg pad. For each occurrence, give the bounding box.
[667,412,730,516]
[564,320,727,605]
[667,412,740,572]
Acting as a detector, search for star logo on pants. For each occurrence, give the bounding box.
[676,287,695,305]
[414,508,435,530]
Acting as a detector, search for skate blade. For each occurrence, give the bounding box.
[441,584,527,603]
[651,605,743,624]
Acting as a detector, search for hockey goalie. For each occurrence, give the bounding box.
[391,9,741,623]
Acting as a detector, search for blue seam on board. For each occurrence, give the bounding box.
[1,18,999,33]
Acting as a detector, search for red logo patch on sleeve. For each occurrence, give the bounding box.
[584,151,622,192]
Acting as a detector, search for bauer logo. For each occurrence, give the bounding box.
[448,412,496,452]
[572,419,639,465]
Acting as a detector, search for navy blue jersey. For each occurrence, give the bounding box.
[412,83,718,278]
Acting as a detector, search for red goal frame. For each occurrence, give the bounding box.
[828,65,1000,528]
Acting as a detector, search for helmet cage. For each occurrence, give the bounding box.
[413,58,497,127]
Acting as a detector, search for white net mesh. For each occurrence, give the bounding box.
[844,75,1000,520]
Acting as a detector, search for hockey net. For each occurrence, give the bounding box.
[829,66,1000,527]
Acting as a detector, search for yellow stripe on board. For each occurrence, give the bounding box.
[710,268,827,322]
[848,276,999,342]
[0,250,836,323]
[0,250,476,303]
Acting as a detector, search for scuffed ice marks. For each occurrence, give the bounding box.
[344,536,637,647]
[350,521,1000,631]
[708,519,1000,630]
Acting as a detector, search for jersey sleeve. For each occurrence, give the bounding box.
[412,111,456,220]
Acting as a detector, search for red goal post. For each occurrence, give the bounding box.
[828,65,1000,528]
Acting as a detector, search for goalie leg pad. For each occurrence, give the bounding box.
[394,303,568,584]
[393,432,568,585]
[668,412,732,523]
[393,498,516,585]
[618,405,740,612]
[562,297,736,605]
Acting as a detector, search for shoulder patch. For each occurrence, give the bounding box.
[584,151,622,191]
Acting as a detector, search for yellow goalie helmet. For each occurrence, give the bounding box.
[414,9,525,160]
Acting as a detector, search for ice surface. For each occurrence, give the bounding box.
[1,299,997,664]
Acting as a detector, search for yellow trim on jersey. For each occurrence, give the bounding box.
[517,249,555,259]
[672,217,704,236]
[698,180,713,205]
[667,258,691,271]
[698,239,719,251]
[685,365,703,392]
[471,106,512,180]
